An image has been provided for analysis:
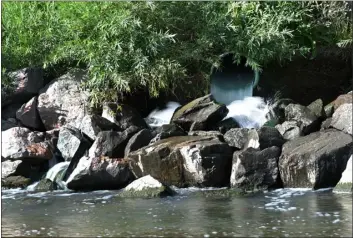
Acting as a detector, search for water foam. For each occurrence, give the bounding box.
[145,97,269,129]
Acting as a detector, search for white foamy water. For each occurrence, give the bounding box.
[338,155,352,184]
[46,161,70,182]
[224,96,269,128]
[145,101,181,128]
[145,97,269,129]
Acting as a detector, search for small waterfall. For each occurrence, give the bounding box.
[145,101,181,128]
[225,97,270,128]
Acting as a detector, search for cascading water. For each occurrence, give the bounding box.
[145,101,181,128]
[27,161,70,191]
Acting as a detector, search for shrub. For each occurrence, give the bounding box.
[2,1,351,107]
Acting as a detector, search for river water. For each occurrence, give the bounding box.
[1,188,352,237]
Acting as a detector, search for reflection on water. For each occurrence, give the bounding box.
[1,188,352,237]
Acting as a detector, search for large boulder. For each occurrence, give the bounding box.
[1,160,22,179]
[284,103,321,135]
[1,127,52,161]
[57,126,92,161]
[37,69,89,130]
[16,96,44,131]
[2,68,44,108]
[279,129,353,189]
[257,126,285,150]
[330,103,352,135]
[119,175,176,198]
[66,156,135,191]
[275,121,302,140]
[231,146,281,191]
[89,126,139,158]
[124,129,154,157]
[171,95,228,132]
[332,92,352,111]
[149,124,186,144]
[224,128,259,150]
[128,136,233,187]
[267,98,296,123]
[307,99,325,119]
[102,102,148,131]
[78,115,119,141]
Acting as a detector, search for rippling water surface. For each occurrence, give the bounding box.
[1,188,352,237]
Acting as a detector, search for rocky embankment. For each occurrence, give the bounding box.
[2,68,352,196]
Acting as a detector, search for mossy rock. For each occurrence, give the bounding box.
[119,175,176,198]
[34,178,58,192]
[2,176,31,189]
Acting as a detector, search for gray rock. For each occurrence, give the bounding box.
[16,96,44,130]
[79,114,119,141]
[214,118,240,134]
[34,178,58,192]
[37,69,89,130]
[149,124,186,144]
[2,68,44,108]
[332,93,352,111]
[1,160,22,179]
[257,126,285,150]
[66,156,134,191]
[275,121,302,140]
[57,126,92,161]
[120,175,176,198]
[330,103,352,135]
[284,103,320,135]
[1,127,52,161]
[171,95,229,131]
[324,104,334,118]
[307,99,325,118]
[267,98,296,123]
[89,126,139,158]
[124,129,154,157]
[102,103,147,131]
[128,136,233,187]
[231,146,281,191]
[188,130,223,141]
[224,128,258,150]
[320,117,332,131]
[279,129,353,189]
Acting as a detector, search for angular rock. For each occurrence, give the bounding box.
[320,117,332,131]
[279,129,353,189]
[79,114,119,141]
[275,121,302,140]
[2,175,31,189]
[307,99,325,118]
[124,129,154,157]
[171,94,229,131]
[188,130,223,141]
[1,160,22,179]
[88,126,139,159]
[57,126,92,161]
[102,102,147,131]
[324,104,334,118]
[128,136,233,187]
[149,124,185,144]
[1,127,49,161]
[214,118,240,134]
[330,103,352,135]
[333,93,352,110]
[231,146,282,191]
[257,126,285,150]
[66,156,134,191]
[16,96,44,131]
[120,175,176,198]
[34,178,58,192]
[284,103,320,135]
[267,98,296,123]
[224,128,259,150]
[37,69,89,130]
[2,68,44,107]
